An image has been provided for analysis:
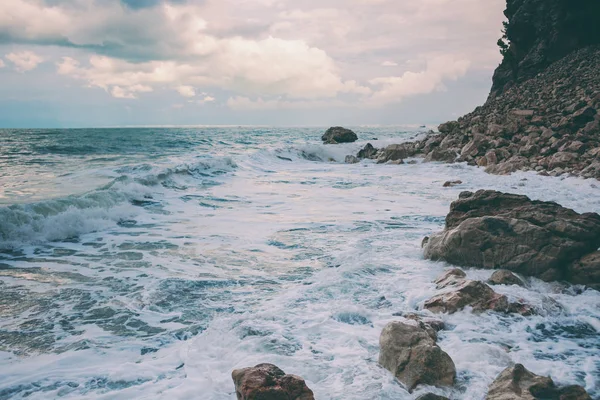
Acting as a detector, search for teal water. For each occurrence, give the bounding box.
[0,127,598,399]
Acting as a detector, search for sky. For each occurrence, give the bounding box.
[0,0,506,128]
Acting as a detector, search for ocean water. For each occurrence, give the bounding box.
[0,127,598,400]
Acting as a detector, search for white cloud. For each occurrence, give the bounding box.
[2,0,505,108]
[0,59,4,68]
[369,55,471,104]
[5,50,44,72]
[176,85,196,97]
[227,96,351,110]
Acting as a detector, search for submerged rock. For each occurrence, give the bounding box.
[486,364,591,400]
[443,180,463,187]
[416,395,450,400]
[232,363,315,400]
[344,155,360,164]
[423,190,600,285]
[322,127,358,144]
[378,321,456,392]
[425,279,510,314]
[425,269,534,315]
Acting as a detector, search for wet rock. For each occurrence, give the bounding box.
[486,364,591,400]
[423,190,600,284]
[378,321,456,392]
[434,268,467,289]
[232,363,315,400]
[416,394,450,400]
[485,156,529,175]
[443,180,463,188]
[424,279,510,314]
[344,155,360,164]
[488,270,525,287]
[357,143,378,159]
[424,148,457,163]
[377,144,414,163]
[567,251,600,290]
[322,127,358,144]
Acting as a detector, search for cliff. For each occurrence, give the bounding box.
[371,0,600,179]
[491,0,600,97]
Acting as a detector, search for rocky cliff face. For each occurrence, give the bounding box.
[491,0,600,97]
[370,0,600,179]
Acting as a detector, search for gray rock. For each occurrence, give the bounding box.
[567,251,600,290]
[322,127,358,144]
[378,322,456,392]
[232,364,315,400]
[416,395,449,400]
[424,279,510,314]
[357,143,378,159]
[344,155,360,164]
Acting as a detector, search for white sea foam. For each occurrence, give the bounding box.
[0,129,598,400]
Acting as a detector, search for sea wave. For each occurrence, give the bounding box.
[0,157,238,249]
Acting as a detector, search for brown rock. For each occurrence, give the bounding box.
[424,280,510,314]
[378,322,456,392]
[232,364,315,400]
[443,180,463,187]
[424,190,600,283]
[485,364,591,400]
[567,252,600,290]
[488,270,525,287]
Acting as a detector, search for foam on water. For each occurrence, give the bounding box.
[0,127,598,400]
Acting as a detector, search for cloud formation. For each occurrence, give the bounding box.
[0,0,506,115]
[5,51,44,72]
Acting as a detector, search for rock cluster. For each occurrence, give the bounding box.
[378,321,456,392]
[322,127,358,144]
[423,190,600,288]
[486,364,591,400]
[232,364,315,400]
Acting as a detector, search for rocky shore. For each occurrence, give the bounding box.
[346,0,600,179]
[229,0,599,398]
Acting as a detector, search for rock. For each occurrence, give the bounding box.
[424,279,510,314]
[424,190,600,283]
[438,121,459,134]
[485,364,592,400]
[548,152,578,170]
[485,156,529,175]
[424,148,457,163]
[434,268,467,289]
[443,180,463,187]
[322,127,358,144]
[344,155,360,164]
[232,364,315,400]
[378,322,456,392]
[357,143,378,159]
[488,270,525,287]
[377,143,415,163]
[567,251,600,290]
[416,394,450,400]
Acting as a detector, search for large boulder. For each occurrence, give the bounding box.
[232,364,315,400]
[322,127,358,144]
[378,321,456,392]
[423,190,600,284]
[486,364,591,400]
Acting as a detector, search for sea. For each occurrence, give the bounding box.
[0,127,598,399]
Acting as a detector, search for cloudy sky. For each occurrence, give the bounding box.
[0,0,506,127]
